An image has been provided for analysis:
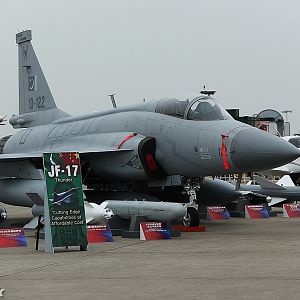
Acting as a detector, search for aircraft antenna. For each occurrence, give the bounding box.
[109,94,117,108]
[200,85,216,97]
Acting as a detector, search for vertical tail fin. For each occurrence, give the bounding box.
[16,30,56,114]
[10,30,69,128]
[276,175,295,187]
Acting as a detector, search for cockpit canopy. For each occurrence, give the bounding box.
[155,95,233,121]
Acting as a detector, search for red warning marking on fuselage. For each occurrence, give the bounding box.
[117,133,137,149]
[221,135,230,170]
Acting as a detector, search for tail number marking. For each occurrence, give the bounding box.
[28,96,45,110]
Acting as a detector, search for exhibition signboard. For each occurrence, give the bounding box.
[87,225,113,243]
[43,152,88,251]
[140,222,171,241]
[245,205,270,219]
[283,204,300,218]
[207,206,230,220]
[0,228,27,248]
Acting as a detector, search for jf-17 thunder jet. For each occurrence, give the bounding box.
[0,30,299,226]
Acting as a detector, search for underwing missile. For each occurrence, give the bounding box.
[102,200,187,222]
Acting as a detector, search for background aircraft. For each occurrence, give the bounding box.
[270,136,300,185]
[0,30,299,226]
[236,175,300,206]
[0,116,7,126]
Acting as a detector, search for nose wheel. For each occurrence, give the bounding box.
[183,207,199,227]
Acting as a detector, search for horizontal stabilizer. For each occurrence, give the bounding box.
[268,197,287,207]
[254,176,286,190]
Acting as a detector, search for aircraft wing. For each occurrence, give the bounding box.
[0,147,132,178]
[0,147,131,161]
[0,153,43,161]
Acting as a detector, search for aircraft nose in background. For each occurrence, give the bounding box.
[230,128,300,172]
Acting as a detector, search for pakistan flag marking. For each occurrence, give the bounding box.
[43,152,88,248]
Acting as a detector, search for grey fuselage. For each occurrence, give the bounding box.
[3,99,299,181]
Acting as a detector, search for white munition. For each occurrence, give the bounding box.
[102,200,187,222]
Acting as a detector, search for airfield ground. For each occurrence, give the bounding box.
[1,204,300,300]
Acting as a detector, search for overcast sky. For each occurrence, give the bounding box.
[1,0,300,136]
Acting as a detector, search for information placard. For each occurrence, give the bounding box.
[140,222,171,241]
[43,152,88,249]
[283,204,300,218]
[0,228,27,248]
[207,206,230,220]
[245,205,270,219]
[87,225,113,243]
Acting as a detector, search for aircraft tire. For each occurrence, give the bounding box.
[0,206,7,223]
[183,207,199,227]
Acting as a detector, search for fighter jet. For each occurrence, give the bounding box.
[236,175,300,206]
[0,30,299,226]
[50,187,79,206]
[270,136,300,182]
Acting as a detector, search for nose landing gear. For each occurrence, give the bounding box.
[182,180,201,227]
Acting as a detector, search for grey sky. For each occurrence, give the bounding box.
[1,0,300,136]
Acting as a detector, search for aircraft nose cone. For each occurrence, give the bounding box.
[230,128,300,172]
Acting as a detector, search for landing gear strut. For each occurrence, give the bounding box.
[182,179,201,227]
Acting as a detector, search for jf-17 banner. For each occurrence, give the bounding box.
[43,152,88,251]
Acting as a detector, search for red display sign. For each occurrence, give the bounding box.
[140,222,171,241]
[0,228,27,248]
[87,225,113,243]
[283,204,300,218]
[207,206,230,220]
[245,205,270,219]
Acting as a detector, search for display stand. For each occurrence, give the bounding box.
[122,216,149,238]
[227,197,277,218]
[108,215,130,236]
[108,215,181,239]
